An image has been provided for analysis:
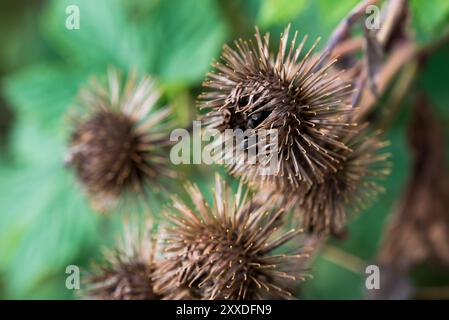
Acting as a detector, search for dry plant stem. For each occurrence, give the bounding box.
[325,0,409,112]
[357,27,449,122]
[318,0,380,70]
[378,95,449,269]
[356,0,408,110]
[319,247,449,298]
[376,0,407,46]
[351,65,368,108]
[296,233,328,272]
[294,234,364,279]
[341,1,449,125]
[366,95,449,300]
[322,244,366,274]
[414,286,449,300]
[356,41,416,120]
[331,37,363,59]
[377,62,418,131]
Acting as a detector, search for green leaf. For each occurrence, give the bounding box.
[0,122,98,298]
[141,0,228,85]
[3,62,86,132]
[317,0,359,31]
[3,169,98,298]
[41,0,147,71]
[411,0,449,43]
[258,0,308,28]
[302,256,364,299]
[286,1,331,50]
[256,0,358,45]
[418,44,449,118]
[164,85,194,127]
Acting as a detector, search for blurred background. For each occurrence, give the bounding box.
[0,0,448,299]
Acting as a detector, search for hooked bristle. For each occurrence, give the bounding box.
[66,68,175,211]
[153,174,311,300]
[199,25,354,188]
[84,221,160,300]
[282,125,391,234]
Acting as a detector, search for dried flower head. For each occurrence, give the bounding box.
[288,125,391,234]
[85,221,160,300]
[153,174,311,300]
[199,25,354,188]
[66,68,174,211]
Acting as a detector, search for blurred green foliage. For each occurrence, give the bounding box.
[0,0,448,299]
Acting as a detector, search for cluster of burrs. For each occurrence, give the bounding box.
[68,25,390,300]
[85,175,311,300]
[199,25,391,234]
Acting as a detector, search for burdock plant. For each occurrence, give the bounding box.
[153,175,311,300]
[199,24,391,236]
[199,25,355,188]
[66,68,175,211]
[85,221,160,300]
[292,126,391,234]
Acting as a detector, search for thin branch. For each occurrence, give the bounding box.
[415,286,449,299]
[322,245,367,274]
[378,61,418,131]
[355,41,416,121]
[317,0,380,70]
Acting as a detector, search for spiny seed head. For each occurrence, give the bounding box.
[66,68,174,211]
[199,24,354,188]
[84,221,160,300]
[286,125,391,234]
[153,174,311,300]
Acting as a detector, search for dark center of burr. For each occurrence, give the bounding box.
[229,95,271,131]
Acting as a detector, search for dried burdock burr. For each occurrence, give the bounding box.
[199,24,355,188]
[153,174,311,300]
[84,221,160,300]
[66,68,175,211]
[290,125,391,235]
